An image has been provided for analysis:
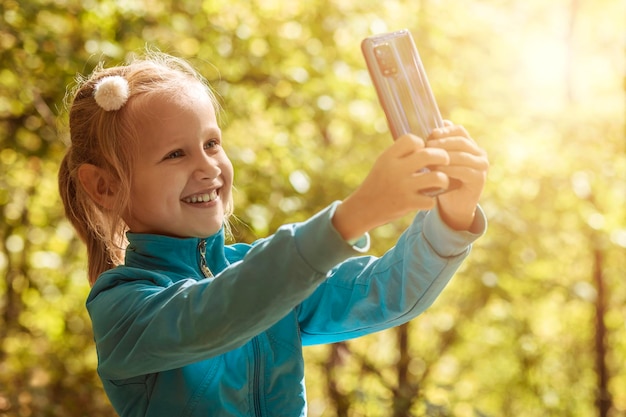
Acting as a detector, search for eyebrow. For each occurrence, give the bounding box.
[151,127,223,156]
[204,127,222,137]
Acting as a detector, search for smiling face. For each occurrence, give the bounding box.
[123,83,234,238]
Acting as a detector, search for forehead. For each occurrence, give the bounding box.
[130,82,217,124]
[124,83,219,154]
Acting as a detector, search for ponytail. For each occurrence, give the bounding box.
[58,147,124,285]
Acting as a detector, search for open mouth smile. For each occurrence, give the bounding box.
[182,190,218,204]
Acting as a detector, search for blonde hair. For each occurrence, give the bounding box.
[59,51,230,285]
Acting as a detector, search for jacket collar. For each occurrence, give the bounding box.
[124,228,228,279]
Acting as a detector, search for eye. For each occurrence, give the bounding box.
[163,149,184,160]
[204,139,220,150]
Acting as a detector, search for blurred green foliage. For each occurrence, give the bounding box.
[1,0,624,416]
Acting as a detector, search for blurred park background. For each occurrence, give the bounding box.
[1,0,624,416]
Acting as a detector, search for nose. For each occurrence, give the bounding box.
[193,152,221,181]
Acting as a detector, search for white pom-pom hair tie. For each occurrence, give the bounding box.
[93,75,130,111]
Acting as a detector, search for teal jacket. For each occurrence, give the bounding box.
[86,203,486,416]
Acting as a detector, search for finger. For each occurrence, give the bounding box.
[412,170,450,197]
[401,148,450,172]
[439,149,490,171]
[435,165,487,186]
[388,134,426,159]
[426,136,484,155]
[414,169,450,187]
[429,124,471,140]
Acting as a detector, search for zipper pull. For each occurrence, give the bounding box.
[198,240,214,278]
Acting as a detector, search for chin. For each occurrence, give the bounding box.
[196,226,223,238]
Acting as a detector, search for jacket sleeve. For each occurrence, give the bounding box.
[86,202,361,380]
[296,205,487,345]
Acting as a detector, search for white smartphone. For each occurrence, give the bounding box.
[362,29,461,195]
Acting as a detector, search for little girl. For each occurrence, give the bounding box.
[59,51,488,416]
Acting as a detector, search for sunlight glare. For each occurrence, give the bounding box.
[517,34,569,111]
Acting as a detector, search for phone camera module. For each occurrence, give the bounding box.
[374,44,398,77]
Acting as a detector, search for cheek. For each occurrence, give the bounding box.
[131,171,184,207]
[221,156,235,187]
[220,157,235,211]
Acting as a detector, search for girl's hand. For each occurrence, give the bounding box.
[333,134,451,241]
[427,121,489,231]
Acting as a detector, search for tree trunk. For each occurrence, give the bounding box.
[592,246,612,417]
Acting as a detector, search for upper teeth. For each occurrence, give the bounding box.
[184,191,217,203]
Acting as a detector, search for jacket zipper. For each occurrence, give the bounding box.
[252,337,262,416]
[199,238,261,413]
[197,240,213,278]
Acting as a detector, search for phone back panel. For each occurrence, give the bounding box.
[362,30,443,140]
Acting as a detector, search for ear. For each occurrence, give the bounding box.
[77,164,120,210]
